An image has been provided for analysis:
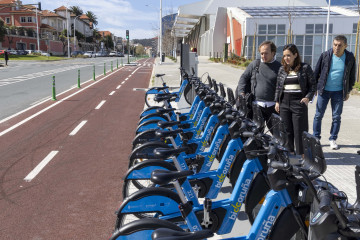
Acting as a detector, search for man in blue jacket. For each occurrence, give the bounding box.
[313,35,356,150]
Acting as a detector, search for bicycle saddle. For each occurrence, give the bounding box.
[155,74,165,77]
[156,108,176,114]
[153,147,189,159]
[151,169,194,185]
[157,121,181,128]
[155,129,183,138]
[152,228,213,240]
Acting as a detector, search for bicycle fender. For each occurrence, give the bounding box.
[268,205,310,240]
[140,106,164,118]
[117,187,182,216]
[244,171,270,224]
[110,218,183,240]
[124,160,176,180]
[129,142,172,159]
[138,113,169,125]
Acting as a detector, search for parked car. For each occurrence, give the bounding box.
[84,51,95,58]
[33,50,49,56]
[0,50,5,55]
[118,52,125,57]
[26,50,35,54]
[8,50,18,55]
[71,51,84,57]
[16,50,28,55]
[109,51,117,57]
[95,51,108,57]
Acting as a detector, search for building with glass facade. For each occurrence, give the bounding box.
[234,6,359,67]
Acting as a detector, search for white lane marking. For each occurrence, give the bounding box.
[125,78,129,80]
[24,151,59,182]
[69,120,87,136]
[121,81,125,84]
[0,67,124,137]
[95,100,106,109]
[116,85,121,89]
[109,91,115,96]
[0,65,90,87]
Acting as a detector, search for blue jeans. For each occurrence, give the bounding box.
[313,90,343,140]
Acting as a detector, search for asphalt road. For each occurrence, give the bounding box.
[0,57,154,239]
[0,56,136,121]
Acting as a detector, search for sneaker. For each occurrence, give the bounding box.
[329,140,339,150]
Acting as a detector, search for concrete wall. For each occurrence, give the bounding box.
[199,7,227,57]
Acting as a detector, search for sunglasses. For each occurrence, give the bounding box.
[283,44,296,50]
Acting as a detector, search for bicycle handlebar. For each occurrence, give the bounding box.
[318,190,332,212]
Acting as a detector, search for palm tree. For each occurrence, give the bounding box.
[86,11,98,26]
[70,6,83,16]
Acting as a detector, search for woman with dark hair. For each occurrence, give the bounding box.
[274,44,316,156]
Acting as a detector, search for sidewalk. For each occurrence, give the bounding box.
[150,55,360,237]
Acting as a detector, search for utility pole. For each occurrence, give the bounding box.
[74,16,80,51]
[159,0,162,64]
[126,30,130,64]
[66,7,70,58]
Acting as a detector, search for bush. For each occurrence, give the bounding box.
[354,81,360,91]
[166,56,176,62]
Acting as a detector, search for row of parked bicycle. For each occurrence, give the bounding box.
[109,69,360,240]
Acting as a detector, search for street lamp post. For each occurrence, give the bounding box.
[73,15,80,52]
[325,0,331,51]
[66,7,70,58]
[145,4,161,62]
[159,0,162,64]
[35,6,40,51]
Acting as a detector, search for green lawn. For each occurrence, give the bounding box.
[3,55,67,61]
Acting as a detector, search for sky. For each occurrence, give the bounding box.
[31,0,201,39]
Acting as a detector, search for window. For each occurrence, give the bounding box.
[258,25,267,34]
[20,17,26,23]
[353,23,358,34]
[30,43,36,50]
[295,35,304,45]
[324,24,333,33]
[306,24,314,34]
[305,35,313,45]
[27,17,33,22]
[315,24,323,33]
[5,17,10,24]
[277,24,285,34]
[268,24,276,34]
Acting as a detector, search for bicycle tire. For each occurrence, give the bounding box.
[145,89,166,108]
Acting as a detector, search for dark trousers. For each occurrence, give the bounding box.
[259,105,278,133]
[280,92,308,155]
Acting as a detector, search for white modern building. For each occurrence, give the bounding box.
[173,0,359,67]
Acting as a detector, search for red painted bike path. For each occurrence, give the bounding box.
[0,58,154,239]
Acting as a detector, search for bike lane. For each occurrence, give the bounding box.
[0,58,154,239]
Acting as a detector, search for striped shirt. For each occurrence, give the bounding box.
[284,71,301,93]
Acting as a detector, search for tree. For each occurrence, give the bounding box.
[135,44,145,56]
[0,19,6,42]
[59,29,68,55]
[86,11,98,26]
[70,6,83,16]
[102,35,114,50]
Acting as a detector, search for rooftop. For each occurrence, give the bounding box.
[241,6,341,17]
